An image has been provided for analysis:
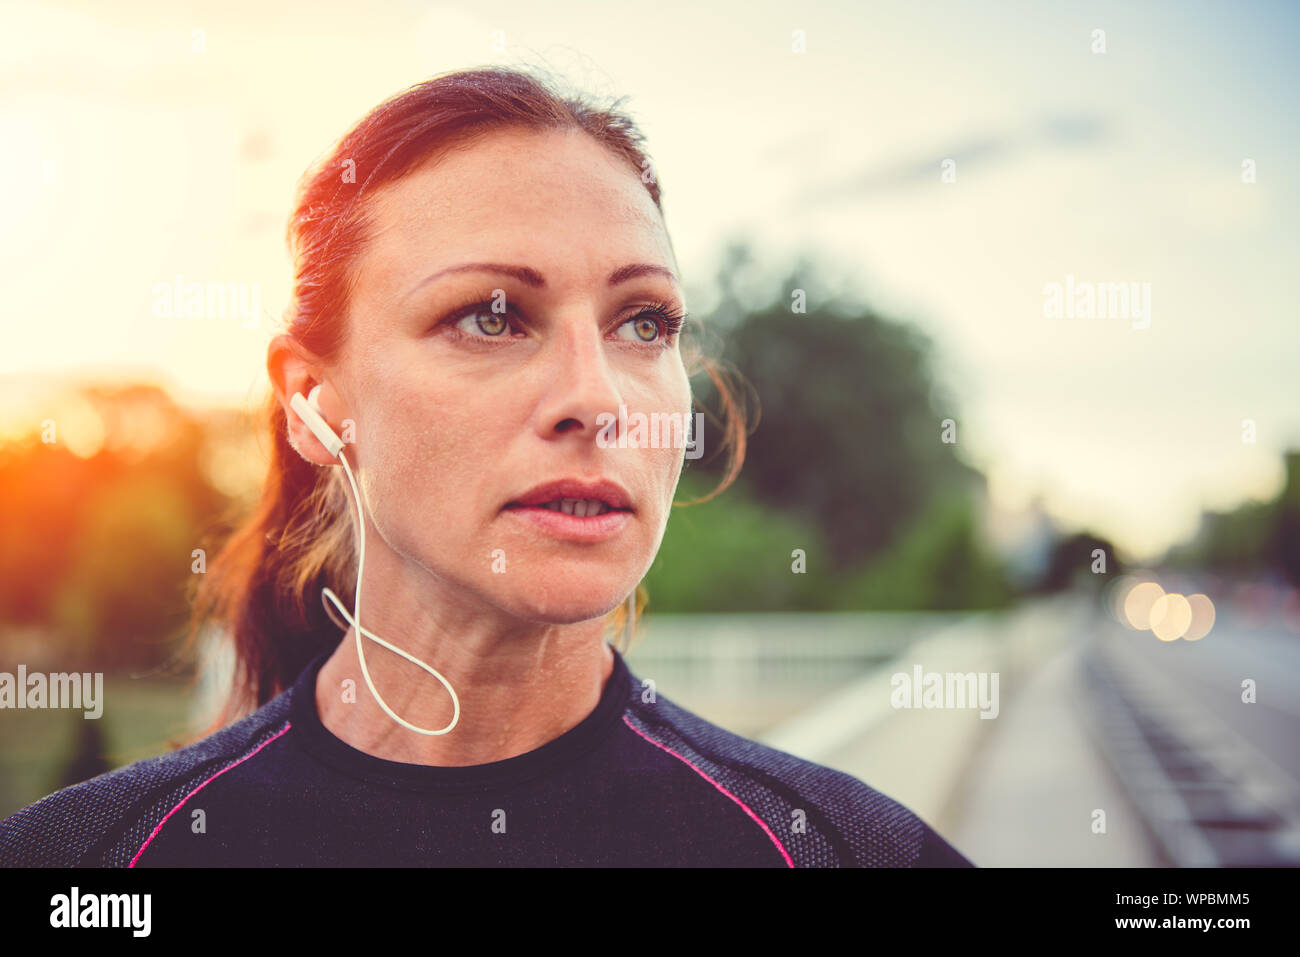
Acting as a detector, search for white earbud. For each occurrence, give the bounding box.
[290,385,345,458]
[287,384,460,736]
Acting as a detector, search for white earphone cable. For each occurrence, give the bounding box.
[319,446,461,736]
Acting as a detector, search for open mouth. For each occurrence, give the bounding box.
[505,498,632,518]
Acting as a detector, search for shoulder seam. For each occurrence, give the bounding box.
[83,751,249,866]
[621,714,794,867]
[624,698,860,866]
[1,690,295,867]
[100,709,295,866]
[127,719,293,867]
[79,707,296,865]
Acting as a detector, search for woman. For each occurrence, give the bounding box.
[1,66,972,868]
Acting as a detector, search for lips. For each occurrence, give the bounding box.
[504,477,633,513]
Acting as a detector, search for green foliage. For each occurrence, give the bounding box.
[1165,451,1300,584]
[689,261,977,568]
[645,473,1012,613]
[0,385,220,670]
[644,471,837,611]
[1272,451,1300,586]
[52,472,197,668]
[846,495,1013,610]
[640,244,1016,611]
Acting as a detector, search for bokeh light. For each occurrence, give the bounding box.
[1150,593,1192,641]
[1123,581,1166,631]
[1183,593,1216,641]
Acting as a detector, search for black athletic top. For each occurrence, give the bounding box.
[1,645,974,867]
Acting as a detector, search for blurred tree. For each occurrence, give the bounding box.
[689,246,981,569]
[53,472,198,670]
[0,384,227,671]
[1267,451,1300,587]
[1036,532,1122,594]
[1167,500,1275,576]
[646,471,837,611]
[849,495,1013,610]
[1162,449,1300,587]
[0,441,89,626]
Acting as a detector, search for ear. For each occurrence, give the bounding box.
[267,334,340,466]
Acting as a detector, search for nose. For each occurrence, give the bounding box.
[531,310,625,443]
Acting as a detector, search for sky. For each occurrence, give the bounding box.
[2,0,1297,561]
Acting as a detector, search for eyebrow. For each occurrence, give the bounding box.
[404,262,679,302]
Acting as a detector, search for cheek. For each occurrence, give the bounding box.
[625,374,691,507]
[359,390,490,542]
[649,445,685,513]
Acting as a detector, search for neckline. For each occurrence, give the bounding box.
[288,643,634,791]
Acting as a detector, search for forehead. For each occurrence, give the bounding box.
[357,127,673,303]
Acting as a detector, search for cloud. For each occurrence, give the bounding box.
[789,111,1111,206]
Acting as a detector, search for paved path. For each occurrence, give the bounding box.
[757,598,1162,866]
[944,639,1159,866]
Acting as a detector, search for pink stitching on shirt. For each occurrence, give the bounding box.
[622,714,795,867]
[128,720,293,867]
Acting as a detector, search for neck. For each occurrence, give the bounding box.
[314,616,616,767]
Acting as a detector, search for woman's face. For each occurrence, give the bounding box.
[328,127,691,626]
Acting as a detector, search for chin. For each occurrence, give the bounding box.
[499,582,632,626]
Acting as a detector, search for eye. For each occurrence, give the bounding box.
[614,302,686,344]
[616,315,662,342]
[458,308,509,337]
[444,303,524,339]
